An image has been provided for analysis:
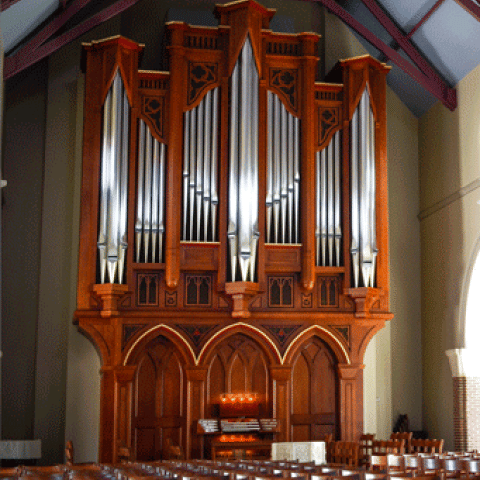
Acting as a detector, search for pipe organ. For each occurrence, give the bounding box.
[76,0,393,464]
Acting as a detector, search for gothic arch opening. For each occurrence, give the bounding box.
[290,335,339,441]
[132,335,186,461]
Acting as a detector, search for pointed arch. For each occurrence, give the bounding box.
[197,322,282,366]
[283,325,350,365]
[123,324,196,366]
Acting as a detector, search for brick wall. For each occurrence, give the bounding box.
[453,376,480,452]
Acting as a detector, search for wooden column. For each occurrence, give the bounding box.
[113,366,137,462]
[271,366,292,442]
[165,24,187,290]
[186,367,207,460]
[338,363,363,441]
[299,33,319,292]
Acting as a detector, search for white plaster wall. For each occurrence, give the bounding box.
[419,62,480,450]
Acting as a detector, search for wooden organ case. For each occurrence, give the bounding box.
[76,0,393,463]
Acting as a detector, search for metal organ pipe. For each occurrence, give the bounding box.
[182,87,220,243]
[97,71,130,284]
[135,119,167,264]
[228,36,259,282]
[315,130,342,267]
[266,92,301,245]
[350,87,377,287]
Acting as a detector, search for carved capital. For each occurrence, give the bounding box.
[224,282,260,319]
[270,366,292,382]
[345,287,381,318]
[114,365,137,384]
[338,363,364,381]
[92,284,129,317]
[186,367,208,382]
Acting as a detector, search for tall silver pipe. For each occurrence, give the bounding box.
[238,39,253,281]
[273,95,281,244]
[97,72,130,284]
[250,51,260,282]
[350,87,377,288]
[158,142,165,263]
[182,111,190,241]
[203,90,212,241]
[228,62,239,281]
[107,73,122,283]
[327,134,334,266]
[189,108,197,242]
[334,130,342,267]
[294,117,300,244]
[151,139,160,263]
[228,36,259,282]
[351,107,360,287]
[196,99,205,242]
[360,89,373,286]
[98,89,112,283]
[266,91,273,243]
[287,113,294,244]
[136,120,145,263]
[315,150,321,265]
[143,130,152,263]
[280,103,288,244]
[210,88,219,242]
[369,100,377,286]
[118,89,129,283]
[321,148,327,266]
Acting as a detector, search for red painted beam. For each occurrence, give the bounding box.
[358,0,455,107]
[0,0,22,12]
[454,0,480,22]
[4,0,143,80]
[297,0,456,111]
[407,0,446,39]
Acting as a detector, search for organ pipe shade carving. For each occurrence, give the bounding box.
[228,36,259,282]
[316,130,342,267]
[135,120,166,264]
[182,87,219,242]
[350,87,377,288]
[266,91,301,245]
[97,71,130,284]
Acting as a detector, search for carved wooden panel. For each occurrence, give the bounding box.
[187,62,218,106]
[185,275,212,307]
[133,336,185,461]
[268,276,294,308]
[206,334,271,417]
[291,336,338,440]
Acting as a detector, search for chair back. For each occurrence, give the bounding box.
[372,440,404,455]
[359,435,375,467]
[410,439,444,455]
[387,454,405,472]
[390,433,413,453]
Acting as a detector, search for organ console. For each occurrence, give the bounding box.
[75,0,393,463]
[196,393,279,459]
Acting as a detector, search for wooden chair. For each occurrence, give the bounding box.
[369,455,388,472]
[372,440,405,455]
[421,456,442,475]
[386,454,406,473]
[461,458,480,478]
[65,440,74,465]
[359,434,375,467]
[117,446,131,463]
[442,457,464,478]
[331,442,360,467]
[403,454,423,473]
[390,432,413,454]
[410,439,444,455]
[166,438,184,460]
